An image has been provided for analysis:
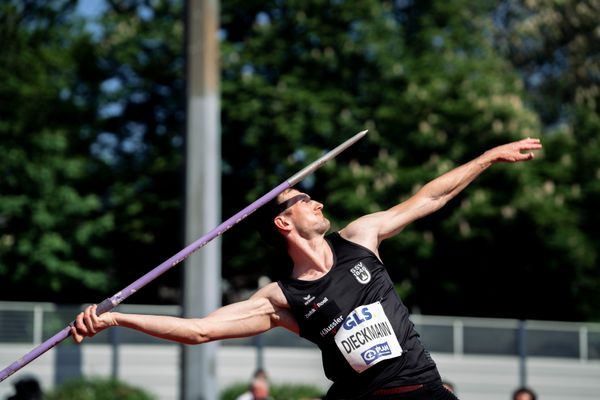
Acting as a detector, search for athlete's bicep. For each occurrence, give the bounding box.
[340,195,434,251]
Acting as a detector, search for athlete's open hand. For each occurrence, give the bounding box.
[71,304,118,344]
[485,137,542,163]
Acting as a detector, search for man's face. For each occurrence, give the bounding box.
[277,189,330,238]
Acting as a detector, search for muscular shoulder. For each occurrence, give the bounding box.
[338,214,382,255]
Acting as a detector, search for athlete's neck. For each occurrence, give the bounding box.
[288,235,333,281]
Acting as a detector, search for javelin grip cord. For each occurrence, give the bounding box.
[0,129,367,383]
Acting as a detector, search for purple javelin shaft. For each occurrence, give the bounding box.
[0,130,367,383]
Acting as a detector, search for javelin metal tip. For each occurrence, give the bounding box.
[287,129,368,186]
[348,129,368,140]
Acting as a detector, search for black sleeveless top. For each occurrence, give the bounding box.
[278,232,440,399]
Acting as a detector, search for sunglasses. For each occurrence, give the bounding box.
[273,194,310,216]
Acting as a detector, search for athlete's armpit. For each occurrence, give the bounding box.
[251,282,299,334]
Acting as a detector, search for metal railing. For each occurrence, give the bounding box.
[1,301,599,360]
[409,314,600,361]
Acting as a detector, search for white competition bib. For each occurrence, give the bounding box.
[334,302,403,373]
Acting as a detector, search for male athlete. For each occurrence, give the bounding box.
[72,137,542,399]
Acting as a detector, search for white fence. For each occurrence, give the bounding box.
[1,302,599,400]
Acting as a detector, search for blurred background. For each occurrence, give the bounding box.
[1,0,599,399]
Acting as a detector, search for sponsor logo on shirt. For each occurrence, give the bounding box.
[361,342,393,365]
[304,297,329,319]
[350,262,371,284]
[341,306,373,330]
[302,294,315,305]
[320,315,344,337]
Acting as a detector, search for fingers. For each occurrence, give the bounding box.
[518,137,542,150]
[71,304,100,344]
[523,138,542,149]
[71,313,86,344]
[70,325,83,344]
[491,138,541,163]
[515,151,535,161]
[83,304,98,335]
[89,304,103,328]
[510,138,541,162]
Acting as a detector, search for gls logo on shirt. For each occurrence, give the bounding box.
[342,306,373,330]
[350,262,371,284]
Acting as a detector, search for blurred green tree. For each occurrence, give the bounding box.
[0,1,114,301]
[81,0,186,304]
[0,0,186,304]
[495,0,600,319]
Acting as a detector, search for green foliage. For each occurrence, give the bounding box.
[0,1,114,300]
[495,0,600,123]
[45,377,155,400]
[495,0,600,320]
[220,382,248,400]
[0,0,186,304]
[74,0,186,304]
[220,382,323,400]
[269,383,324,400]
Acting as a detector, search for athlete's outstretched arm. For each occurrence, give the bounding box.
[341,138,542,252]
[71,282,298,344]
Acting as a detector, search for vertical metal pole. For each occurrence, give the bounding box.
[452,319,464,356]
[517,320,527,387]
[33,305,43,345]
[183,0,220,399]
[254,334,264,371]
[110,328,120,379]
[579,325,588,363]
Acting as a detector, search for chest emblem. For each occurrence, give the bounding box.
[350,262,371,284]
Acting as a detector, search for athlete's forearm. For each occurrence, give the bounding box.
[112,312,208,344]
[418,137,540,205]
[72,296,283,345]
[419,153,492,205]
[115,310,274,345]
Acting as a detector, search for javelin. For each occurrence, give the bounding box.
[0,129,367,383]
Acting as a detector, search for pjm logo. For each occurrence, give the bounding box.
[361,342,392,365]
[350,262,371,284]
